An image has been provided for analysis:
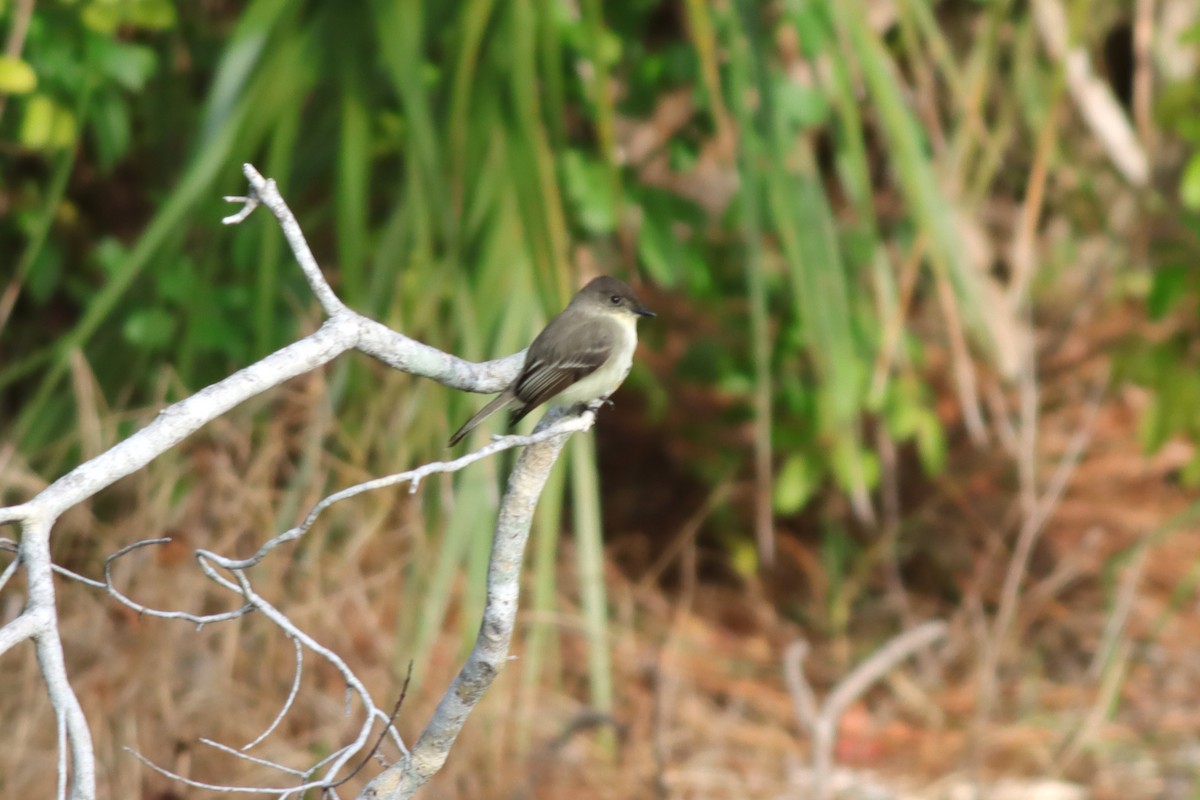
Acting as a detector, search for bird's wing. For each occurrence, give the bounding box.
[513,315,615,412]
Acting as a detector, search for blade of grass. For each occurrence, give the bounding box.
[580,0,623,249]
[733,0,873,521]
[722,3,776,565]
[535,0,566,148]
[198,0,293,145]
[0,122,79,338]
[809,1,903,407]
[336,49,370,308]
[570,433,614,752]
[448,0,500,219]
[255,98,302,357]
[836,0,994,446]
[407,462,497,693]
[511,0,572,305]
[517,440,567,755]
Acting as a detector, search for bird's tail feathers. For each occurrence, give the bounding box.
[448,390,519,447]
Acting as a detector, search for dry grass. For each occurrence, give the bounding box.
[4,323,1200,800]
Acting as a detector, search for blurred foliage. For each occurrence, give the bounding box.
[0,0,977,497]
[2,0,1196,725]
[1115,20,1200,486]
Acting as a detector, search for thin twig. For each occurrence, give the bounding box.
[224,164,346,318]
[205,411,595,573]
[199,739,307,777]
[325,661,415,793]
[102,537,253,625]
[243,636,305,751]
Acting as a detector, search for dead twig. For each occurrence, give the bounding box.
[783,621,948,800]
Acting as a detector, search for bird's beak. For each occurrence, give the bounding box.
[634,306,656,318]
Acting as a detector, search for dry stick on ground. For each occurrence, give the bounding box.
[0,163,592,800]
[783,621,948,800]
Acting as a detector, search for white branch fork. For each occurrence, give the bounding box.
[0,163,590,799]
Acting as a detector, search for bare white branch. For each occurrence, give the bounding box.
[224,164,345,317]
[0,502,32,525]
[361,412,576,799]
[17,513,97,800]
[0,601,45,656]
[0,163,588,799]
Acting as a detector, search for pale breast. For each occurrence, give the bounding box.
[554,315,638,407]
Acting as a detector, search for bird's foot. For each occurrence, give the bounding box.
[583,396,614,414]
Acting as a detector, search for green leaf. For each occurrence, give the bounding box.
[775,81,829,131]
[1137,391,1168,453]
[50,106,77,149]
[561,150,616,233]
[122,307,177,351]
[27,242,65,304]
[885,388,921,439]
[727,535,758,578]
[89,37,158,92]
[89,91,131,169]
[127,0,177,30]
[1180,450,1200,487]
[634,186,707,289]
[773,453,821,514]
[915,409,947,475]
[637,213,679,286]
[19,95,55,148]
[1181,152,1200,211]
[81,3,121,34]
[1178,20,1200,44]
[20,95,77,151]
[93,237,129,276]
[786,0,833,56]
[1147,264,1190,320]
[156,259,197,304]
[830,439,879,493]
[0,56,37,95]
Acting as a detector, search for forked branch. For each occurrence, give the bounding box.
[0,164,583,799]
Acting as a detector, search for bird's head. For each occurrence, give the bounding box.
[574,276,656,319]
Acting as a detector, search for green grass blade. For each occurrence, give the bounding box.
[517,442,567,754]
[836,0,994,360]
[723,2,776,563]
[570,433,614,750]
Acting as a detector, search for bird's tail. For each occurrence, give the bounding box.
[448,390,519,446]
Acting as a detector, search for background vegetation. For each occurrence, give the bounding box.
[3,0,1200,796]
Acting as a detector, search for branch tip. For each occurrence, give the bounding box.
[222,194,260,225]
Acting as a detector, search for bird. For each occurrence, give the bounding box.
[448,276,655,446]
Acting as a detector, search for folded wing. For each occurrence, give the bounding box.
[510,316,615,422]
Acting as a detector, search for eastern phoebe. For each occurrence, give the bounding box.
[449,276,655,446]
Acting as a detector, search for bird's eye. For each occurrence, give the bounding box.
[610,295,621,305]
